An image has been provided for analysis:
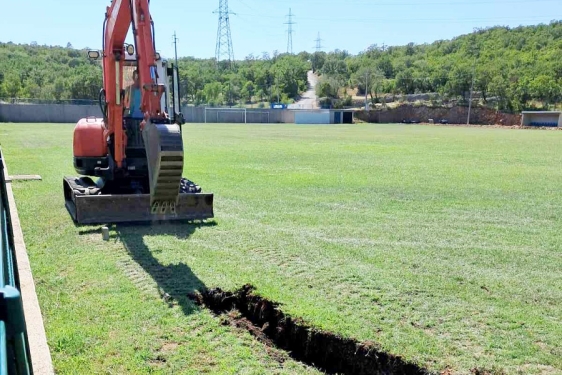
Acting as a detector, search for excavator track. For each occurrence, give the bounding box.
[63,176,213,225]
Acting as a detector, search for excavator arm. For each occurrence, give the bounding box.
[102,0,164,169]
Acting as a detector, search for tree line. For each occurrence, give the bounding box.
[0,42,102,102]
[175,52,310,107]
[0,42,311,107]
[1,20,561,112]
[313,20,562,112]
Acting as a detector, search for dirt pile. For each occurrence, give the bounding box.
[355,105,522,126]
[189,284,433,375]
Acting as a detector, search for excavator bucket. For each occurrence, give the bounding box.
[142,120,185,212]
[63,176,214,225]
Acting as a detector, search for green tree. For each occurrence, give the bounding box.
[353,66,385,101]
[54,78,66,100]
[203,82,222,106]
[241,81,254,103]
[316,76,340,98]
[2,74,21,98]
[529,75,561,105]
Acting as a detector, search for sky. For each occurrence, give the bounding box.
[0,0,561,60]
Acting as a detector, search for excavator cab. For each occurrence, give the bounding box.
[63,27,213,225]
[121,53,184,125]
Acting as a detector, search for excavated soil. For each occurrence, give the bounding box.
[188,284,433,375]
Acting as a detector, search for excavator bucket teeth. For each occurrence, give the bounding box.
[63,176,214,225]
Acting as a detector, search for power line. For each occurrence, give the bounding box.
[260,0,559,6]
[233,14,284,37]
[285,8,296,54]
[236,0,254,10]
[214,0,235,68]
[233,11,560,24]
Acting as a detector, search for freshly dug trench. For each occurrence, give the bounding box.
[189,284,434,375]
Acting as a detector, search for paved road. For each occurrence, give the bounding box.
[288,70,319,110]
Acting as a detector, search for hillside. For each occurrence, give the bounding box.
[1,20,561,111]
[315,21,562,112]
[0,41,311,107]
[0,42,102,102]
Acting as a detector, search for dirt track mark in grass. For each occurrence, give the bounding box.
[106,223,212,309]
[115,255,161,297]
[190,284,432,375]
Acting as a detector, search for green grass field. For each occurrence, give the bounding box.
[1,122,561,375]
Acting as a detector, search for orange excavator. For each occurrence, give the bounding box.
[63,0,213,224]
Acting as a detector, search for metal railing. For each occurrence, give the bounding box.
[0,148,33,375]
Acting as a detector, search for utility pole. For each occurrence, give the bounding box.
[365,71,369,110]
[171,31,181,106]
[467,27,479,125]
[467,58,477,125]
[172,31,179,67]
[285,8,296,54]
[214,0,235,69]
[276,73,280,103]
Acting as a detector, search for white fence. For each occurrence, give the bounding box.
[183,106,294,124]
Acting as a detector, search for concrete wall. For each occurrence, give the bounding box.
[0,103,102,123]
[0,104,293,124]
[295,110,331,124]
[0,103,343,125]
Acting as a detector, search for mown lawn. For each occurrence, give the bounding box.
[1,122,561,375]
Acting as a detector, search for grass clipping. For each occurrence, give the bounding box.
[189,284,431,375]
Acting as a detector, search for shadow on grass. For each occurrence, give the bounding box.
[79,220,217,316]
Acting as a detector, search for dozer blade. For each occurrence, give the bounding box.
[63,176,214,225]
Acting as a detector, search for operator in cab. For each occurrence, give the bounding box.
[124,69,143,119]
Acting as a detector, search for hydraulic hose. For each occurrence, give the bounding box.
[98,88,108,120]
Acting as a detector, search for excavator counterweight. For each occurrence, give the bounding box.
[63,0,213,225]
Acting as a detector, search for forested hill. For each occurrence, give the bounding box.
[0,43,102,102]
[0,41,311,107]
[1,20,561,111]
[314,20,562,111]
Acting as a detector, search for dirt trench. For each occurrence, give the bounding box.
[188,284,433,375]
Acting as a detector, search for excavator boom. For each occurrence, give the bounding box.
[63,0,213,225]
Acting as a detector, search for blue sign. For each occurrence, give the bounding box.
[270,103,287,109]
